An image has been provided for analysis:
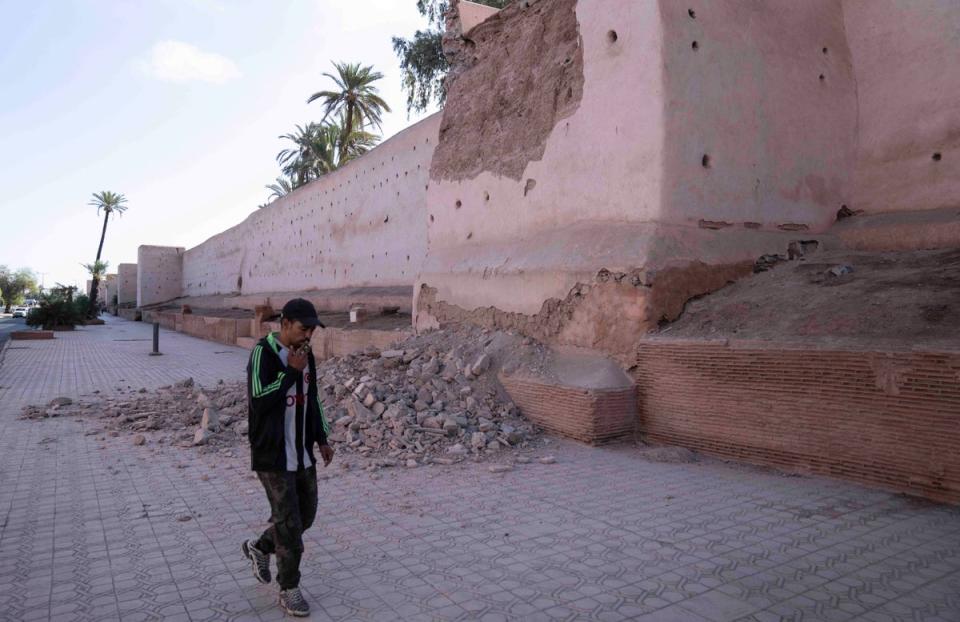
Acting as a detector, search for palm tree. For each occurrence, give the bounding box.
[83,260,109,311]
[265,176,294,201]
[82,260,109,280]
[273,119,380,196]
[87,191,128,317]
[276,123,337,187]
[335,116,379,165]
[307,62,391,162]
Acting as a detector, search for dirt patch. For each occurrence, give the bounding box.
[432,0,584,182]
[418,261,752,360]
[658,248,960,345]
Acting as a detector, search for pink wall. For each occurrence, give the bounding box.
[420,0,667,317]
[843,0,960,215]
[181,113,439,298]
[417,0,863,329]
[117,263,137,306]
[660,0,857,231]
[137,246,184,307]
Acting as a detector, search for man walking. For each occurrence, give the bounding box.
[242,298,334,617]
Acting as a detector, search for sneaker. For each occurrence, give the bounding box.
[242,539,271,584]
[278,587,310,617]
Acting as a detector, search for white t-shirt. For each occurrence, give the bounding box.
[277,344,314,471]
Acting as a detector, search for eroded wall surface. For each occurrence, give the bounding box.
[181,114,440,298]
[416,0,857,355]
[843,0,960,215]
[117,264,138,306]
[137,246,184,308]
[419,0,668,350]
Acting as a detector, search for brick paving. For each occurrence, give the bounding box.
[0,318,958,621]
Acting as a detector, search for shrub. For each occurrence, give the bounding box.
[26,291,84,329]
[74,294,91,318]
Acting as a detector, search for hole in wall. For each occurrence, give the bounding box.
[819,74,825,81]
[455,200,462,209]
[607,30,618,44]
[688,8,696,18]
[430,214,435,223]
[484,191,490,202]
[822,47,828,54]
[701,154,711,168]
[932,152,942,161]
[692,40,699,50]
[836,204,854,220]
[467,232,473,240]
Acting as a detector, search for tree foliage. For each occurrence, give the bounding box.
[0,266,38,313]
[308,62,391,165]
[26,285,84,330]
[264,62,389,208]
[392,0,510,113]
[82,260,109,280]
[86,191,128,318]
[265,117,381,207]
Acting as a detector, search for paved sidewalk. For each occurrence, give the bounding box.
[0,316,248,411]
[0,319,958,621]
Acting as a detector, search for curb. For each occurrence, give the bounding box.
[0,338,10,373]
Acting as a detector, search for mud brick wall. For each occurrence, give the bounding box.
[316,328,414,361]
[118,308,140,321]
[180,315,238,347]
[500,375,637,444]
[634,340,960,504]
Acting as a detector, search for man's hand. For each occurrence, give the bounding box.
[318,444,334,467]
[287,349,308,372]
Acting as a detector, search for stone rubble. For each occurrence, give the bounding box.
[20,325,558,471]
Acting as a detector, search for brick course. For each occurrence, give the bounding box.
[635,339,960,503]
[500,374,637,444]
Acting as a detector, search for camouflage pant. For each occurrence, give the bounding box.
[254,467,318,589]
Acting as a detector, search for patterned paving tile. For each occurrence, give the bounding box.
[0,319,958,620]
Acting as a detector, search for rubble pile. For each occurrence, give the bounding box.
[20,378,248,451]
[313,324,549,466]
[21,325,553,468]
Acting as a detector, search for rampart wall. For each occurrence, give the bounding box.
[180,113,440,300]
[843,0,960,216]
[137,0,959,353]
[117,264,138,306]
[137,246,184,308]
[414,0,960,358]
[104,274,117,307]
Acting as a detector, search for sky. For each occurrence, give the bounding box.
[0,0,438,291]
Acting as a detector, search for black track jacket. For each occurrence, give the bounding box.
[246,332,329,472]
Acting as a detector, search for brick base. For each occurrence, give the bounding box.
[500,374,637,444]
[11,331,54,340]
[635,339,960,504]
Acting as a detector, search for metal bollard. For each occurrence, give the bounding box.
[150,322,163,356]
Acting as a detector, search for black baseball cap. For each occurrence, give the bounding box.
[280,298,325,328]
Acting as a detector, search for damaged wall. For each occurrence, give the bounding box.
[180,113,440,299]
[416,0,845,354]
[843,0,960,216]
[418,0,668,343]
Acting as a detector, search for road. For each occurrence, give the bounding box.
[0,314,26,349]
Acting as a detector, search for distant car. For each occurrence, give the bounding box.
[12,307,28,318]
